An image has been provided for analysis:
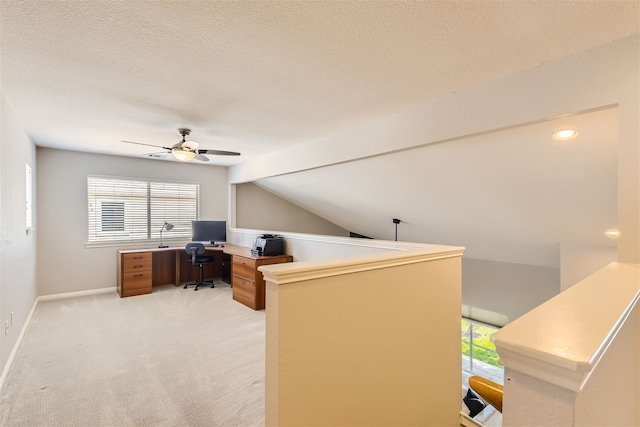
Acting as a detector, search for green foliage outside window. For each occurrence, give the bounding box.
[462,318,503,369]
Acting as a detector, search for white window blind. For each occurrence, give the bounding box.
[87,175,198,243]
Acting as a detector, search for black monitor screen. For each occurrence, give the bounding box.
[192,220,226,244]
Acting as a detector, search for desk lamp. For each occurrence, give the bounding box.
[159,221,174,248]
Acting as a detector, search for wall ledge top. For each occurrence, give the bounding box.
[493,262,640,391]
[239,227,465,284]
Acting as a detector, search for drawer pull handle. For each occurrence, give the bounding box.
[133,265,144,268]
[133,274,144,278]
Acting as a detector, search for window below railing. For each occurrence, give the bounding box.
[462,318,504,385]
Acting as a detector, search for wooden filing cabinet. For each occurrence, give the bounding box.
[117,252,152,297]
[232,254,292,310]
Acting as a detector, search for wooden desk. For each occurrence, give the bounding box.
[222,246,293,310]
[117,245,292,310]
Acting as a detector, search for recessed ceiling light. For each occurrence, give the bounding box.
[552,129,579,141]
[604,229,620,238]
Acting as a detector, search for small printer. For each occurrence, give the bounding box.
[252,234,284,256]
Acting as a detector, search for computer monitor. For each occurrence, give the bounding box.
[191,220,226,246]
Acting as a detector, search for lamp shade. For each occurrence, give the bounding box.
[159,221,174,248]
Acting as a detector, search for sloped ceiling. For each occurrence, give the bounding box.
[254,107,619,268]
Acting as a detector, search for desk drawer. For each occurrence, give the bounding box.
[123,259,152,273]
[122,252,151,264]
[122,270,152,291]
[122,287,152,297]
[232,257,256,279]
[232,275,256,308]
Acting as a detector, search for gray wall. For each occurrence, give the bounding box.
[235,182,348,237]
[0,92,37,374]
[36,148,229,296]
[462,258,560,324]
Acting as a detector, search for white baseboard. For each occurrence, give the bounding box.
[0,297,38,391]
[38,286,117,301]
[0,286,117,391]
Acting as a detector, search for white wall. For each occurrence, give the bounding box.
[36,148,229,296]
[574,301,639,426]
[231,230,561,324]
[0,91,37,377]
[559,243,618,291]
[229,227,452,262]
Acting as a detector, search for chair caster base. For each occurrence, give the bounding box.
[183,281,215,291]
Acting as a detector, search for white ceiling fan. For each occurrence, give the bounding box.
[122,128,241,162]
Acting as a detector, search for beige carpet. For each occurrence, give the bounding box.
[0,282,265,427]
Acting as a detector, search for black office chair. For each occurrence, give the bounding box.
[184,243,215,291]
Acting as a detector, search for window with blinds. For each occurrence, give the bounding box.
[87,175,199,243]
[26,163,33,231]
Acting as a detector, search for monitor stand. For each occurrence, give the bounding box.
[206,241,220,247]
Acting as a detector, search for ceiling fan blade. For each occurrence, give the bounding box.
[194,153,210,162]
[123,130,239,161]
[198,149,241,156]
[142,152,169,159]
[122,140,171,150]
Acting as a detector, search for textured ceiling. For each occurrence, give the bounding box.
[2,1,637,269]
[1,1,637,165]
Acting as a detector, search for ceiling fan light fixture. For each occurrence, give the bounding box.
[172,148,196,161]
[123,127,240,161]
[182,140,199,150]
